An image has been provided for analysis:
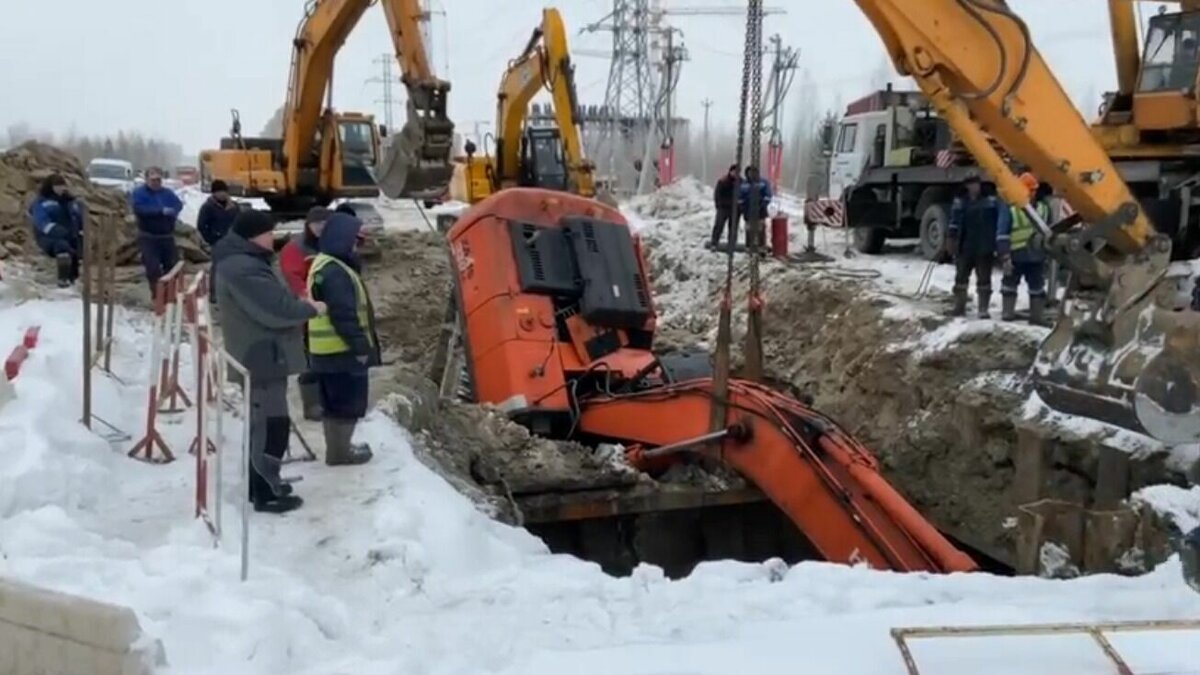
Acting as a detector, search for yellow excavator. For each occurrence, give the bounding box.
[199,0,454,218]
[450,7,596,205]
[850,0,1200,447]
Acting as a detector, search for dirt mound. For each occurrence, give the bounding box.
[364,229,452,374]
[0,141,207,264]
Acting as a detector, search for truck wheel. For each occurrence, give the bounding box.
[851,227,886,254]
[919,203,952,262]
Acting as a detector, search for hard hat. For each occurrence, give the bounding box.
[1019,172,1039,193]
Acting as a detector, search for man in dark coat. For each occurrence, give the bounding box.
[947,174,1003,318]
[739,165,773,251]
[28,173,83,287]
[213,210,325,513]
[130,166,184,293]
[306,212,381,466]
[196,179,239,247]
[709,164,740,249]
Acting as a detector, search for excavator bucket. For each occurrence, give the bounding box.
[376,102,455,200]
[1033,244,1200,444]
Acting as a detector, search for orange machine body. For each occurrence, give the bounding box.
[446,187,976,574]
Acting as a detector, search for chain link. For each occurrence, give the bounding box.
[748,0,764,171]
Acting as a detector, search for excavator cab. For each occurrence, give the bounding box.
[335,114,380,189]
[1134,10,1200,130]
[518,126,569,192]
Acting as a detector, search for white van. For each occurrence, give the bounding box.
[86,158,136,193]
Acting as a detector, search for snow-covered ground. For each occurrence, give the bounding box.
[2,233,1200,673]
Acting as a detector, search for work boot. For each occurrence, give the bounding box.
[299,379,323,421]
[254,494,304,514]
[1001,294,1018,321]
[948,289,968,317]
[323,418,372,466]
[1029,295,1049,327]
[55,253,72,288]
[977,292,991,319]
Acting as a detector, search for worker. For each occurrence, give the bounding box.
[946,173,1003,318]
[996,172,1052,325]
[280,206,333,421]
[739,165,773,251]
[306,211,381,466]
[28,173,83,288]
[212,209,326,514]
[709,164,740,250]
[196,179,239,248]
[130,166,184,293]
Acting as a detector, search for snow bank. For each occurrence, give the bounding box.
[1134,485,1200,534]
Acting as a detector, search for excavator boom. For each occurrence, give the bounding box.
[853,0,1200,443]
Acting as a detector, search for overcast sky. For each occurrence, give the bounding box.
[0,1,1133,155]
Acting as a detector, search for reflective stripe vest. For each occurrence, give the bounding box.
[306,254,373,356]
[1008,201,1051,251]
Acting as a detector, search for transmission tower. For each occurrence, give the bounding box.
[367,53,403,132]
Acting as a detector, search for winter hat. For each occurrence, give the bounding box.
[232,209,275,239]
[305,206,332,224]
[210,179,229,193]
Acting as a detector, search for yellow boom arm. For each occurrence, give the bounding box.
[854,0,1154,255]
[494,8,594,196]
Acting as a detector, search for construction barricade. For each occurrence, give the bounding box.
[80,207,129,443]
[128,261,190,463]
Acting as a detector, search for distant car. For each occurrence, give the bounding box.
[86,158,136,194]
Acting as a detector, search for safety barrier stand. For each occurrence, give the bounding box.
[157,263,192,414]
[187,270,222,543]
[891,619,1200,675]
[217,348,253,581]
[80,207,129,442]
[128,261,188,463]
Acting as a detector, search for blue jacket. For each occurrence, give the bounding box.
[309,213,381,373]
[29,194,83,244]
[131,184,183,236]
[738,179,772,219]
[948,194,1003,257]
[196,196,239,246]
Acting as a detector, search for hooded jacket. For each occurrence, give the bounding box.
[212,232,316,382]
[307,213,381,373]
[29,184,83,245]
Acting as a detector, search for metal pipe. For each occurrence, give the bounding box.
[641,428,731,459]
[81,203,92,429]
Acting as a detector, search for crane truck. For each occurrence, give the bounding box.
[198,0,454,219]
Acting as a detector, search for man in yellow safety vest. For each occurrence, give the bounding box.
[996,172,1052,325]
[305,211,381,466]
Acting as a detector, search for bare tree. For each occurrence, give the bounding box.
[261,105,286,137]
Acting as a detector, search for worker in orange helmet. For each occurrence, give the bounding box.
[996,171,1052,325]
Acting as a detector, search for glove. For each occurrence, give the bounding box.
[1001,255,1013,275]
[162,207,176,217]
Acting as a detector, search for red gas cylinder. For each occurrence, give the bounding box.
[770,214,789,259]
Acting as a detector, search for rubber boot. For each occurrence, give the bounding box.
[55,253,72,288]
[1001,294,1017,322]
[254,493,303,514]
[323,419,372,466]
[299,378,323,421]
[977,292,991,319]
[1028,294,1049,327]
[949,289,968,317]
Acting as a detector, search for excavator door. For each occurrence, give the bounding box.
[337,116,380,189]
[376,82,456,200]
[519,126,569,192]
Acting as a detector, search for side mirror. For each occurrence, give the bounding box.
[820,121,835,156]
[379,124,388,138]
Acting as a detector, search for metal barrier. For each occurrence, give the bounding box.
[128,261,188,463]
[80,206,128,442]
[891,619,1200,675]
[217,348,253,582]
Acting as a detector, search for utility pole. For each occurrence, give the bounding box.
[367,53,402,132]
[701,98,713,182]
[657,28,687,186]
[761,34,799,192]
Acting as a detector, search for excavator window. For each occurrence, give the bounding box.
[338,120,377,187]
[1139,12,1200,93]
[520,128,568,191]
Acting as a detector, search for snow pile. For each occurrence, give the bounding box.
[1020,391,1200,463]
[1134,485,1200,534]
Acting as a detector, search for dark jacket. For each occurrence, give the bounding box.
[738,178,772,219]
[131,184,183,236]
[212,232,317,383]
[948,193,1003,257]
[713,174,738,211]
[29,189,83,248]
[196,196,239,246]
[308,213,381,373]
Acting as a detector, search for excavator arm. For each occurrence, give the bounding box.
[853,0,1200,444]
[493,8,595,196]
[282,0,452,201]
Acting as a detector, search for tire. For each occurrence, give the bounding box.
[919,202,952,262]
[851,226,886,254]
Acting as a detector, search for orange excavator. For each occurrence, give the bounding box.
[443,189,975,574]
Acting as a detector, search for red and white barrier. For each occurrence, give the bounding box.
[129,262,193,464]
[806,198,845,228]
[0,326,41,413]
